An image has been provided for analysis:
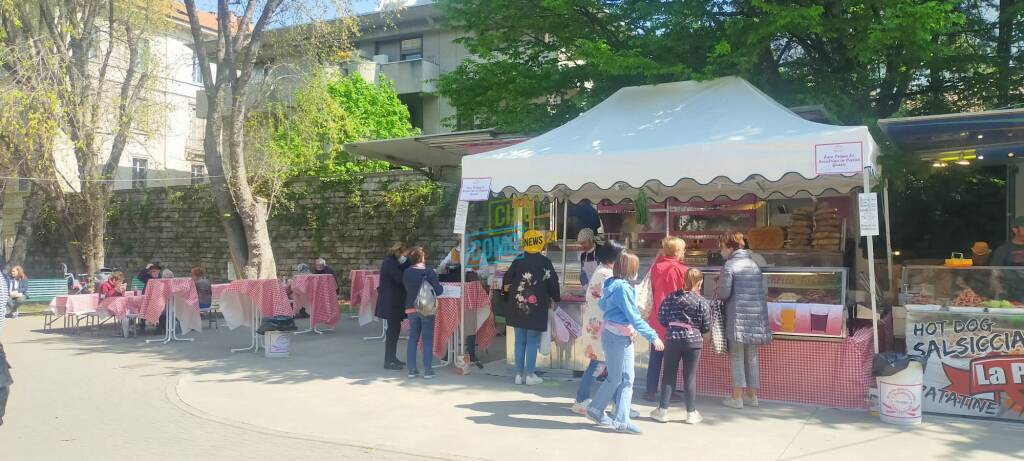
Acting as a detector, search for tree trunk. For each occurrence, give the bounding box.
[7,185,45,269]
[997,0,1016,107]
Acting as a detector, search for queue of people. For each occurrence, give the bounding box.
[567,232,769,433]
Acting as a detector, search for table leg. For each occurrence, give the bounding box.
[362,319,386,341]
[168,298,195,343]
[295,303,329,335]
[231,298,260,353]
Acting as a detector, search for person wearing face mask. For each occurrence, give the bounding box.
[375,242,412,370]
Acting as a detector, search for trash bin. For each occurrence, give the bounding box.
[264,331,291,358]
[873,352,925,425]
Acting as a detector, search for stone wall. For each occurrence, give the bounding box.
[25,170,461,297]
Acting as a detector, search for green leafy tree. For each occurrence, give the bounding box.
[267,72,418,182]
[1,0,170,274]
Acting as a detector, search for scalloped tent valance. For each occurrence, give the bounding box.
[461,77,879,202]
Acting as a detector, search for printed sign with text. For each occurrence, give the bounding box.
[459,177,492,201]
[815,142,864,175]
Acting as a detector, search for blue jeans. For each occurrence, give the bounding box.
[407,313,435,372]
[576,358,623,404]
[587,331,635,429]
[513,327,542,375]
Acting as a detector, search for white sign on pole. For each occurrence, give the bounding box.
[459,177,492,201]
[453,200,469,234]
[858,192,880,237]
[815,142,864,175]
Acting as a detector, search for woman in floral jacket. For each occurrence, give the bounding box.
[502,243,560,386]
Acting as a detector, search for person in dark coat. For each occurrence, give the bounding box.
[718,232,771,410]
[501,231,560,385]
[375,243,410,370]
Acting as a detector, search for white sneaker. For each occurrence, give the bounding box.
[685,411,703,424]
[744,395,760,407]
[722,398,744,409]
[572,399,591,415]
[514,374,524,385]
[650,408,670,423]
[524,374,544,386]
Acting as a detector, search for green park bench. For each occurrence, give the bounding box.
[24,278,69,304]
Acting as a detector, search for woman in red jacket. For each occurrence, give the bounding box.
[642,237,689,402]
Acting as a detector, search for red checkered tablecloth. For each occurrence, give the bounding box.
[140,278,201,333]
[349,270,380,325]
[211,283,229,302]
[292,274,339,328]
[219,279,293,330]
[432,282,496,358]
[49,294,100,315]
[98,295,145,321]
[676,316,893,410]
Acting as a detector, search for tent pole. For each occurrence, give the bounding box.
[561,197,569,289]
[665,200,670,237]
[883,180,895,302]
[459,231,466,370]
[865,167,880,354]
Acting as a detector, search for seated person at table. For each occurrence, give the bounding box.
[191,267,212,310]
[137,263,161,294]
[313,258,336,276]
[6,266,27,318]
[99,271,126,299]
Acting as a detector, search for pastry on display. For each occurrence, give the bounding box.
[748,227,785,250]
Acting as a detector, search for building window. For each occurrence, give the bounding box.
[191,164,206,185]
[192,53,204,84]
[131,158,148,189]
[400,37,422,60]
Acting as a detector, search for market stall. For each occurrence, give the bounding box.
[901,266,1024,421]
[462,76,886,407]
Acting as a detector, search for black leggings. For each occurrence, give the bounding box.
[384,318,402,364]
[658,341,702,412]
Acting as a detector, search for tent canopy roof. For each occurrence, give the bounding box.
[461,77,879,202]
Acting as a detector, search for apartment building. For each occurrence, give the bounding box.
[1,4,219,245]
[345,1,470,135]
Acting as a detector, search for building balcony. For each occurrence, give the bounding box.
[347,58,439,95]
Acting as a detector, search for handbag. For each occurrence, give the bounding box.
[635,269,654,319]
[709,299,728,355]
[415,278,438,316]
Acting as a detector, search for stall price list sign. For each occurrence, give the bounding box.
[858,192,880,237]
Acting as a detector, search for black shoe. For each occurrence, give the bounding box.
[295,308,310,319]
[384,362,404,370]
[391,359,406,367]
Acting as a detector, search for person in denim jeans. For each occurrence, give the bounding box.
[501,233,560,386]
[572,241,637,418]
[402,247,444,379]
[586,251,664,435]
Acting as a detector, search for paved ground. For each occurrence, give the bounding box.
[0,314,1021,461]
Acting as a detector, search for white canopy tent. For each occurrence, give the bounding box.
[462,76,879,203]
[459,76,886,353]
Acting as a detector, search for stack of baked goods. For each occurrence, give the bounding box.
[747,226,785,250]
[812,202,841,251]
[786,207,814,249]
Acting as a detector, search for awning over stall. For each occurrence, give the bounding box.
[461,76,879,202]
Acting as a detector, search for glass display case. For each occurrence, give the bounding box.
[900,266,1024,312]
[701,267,848,339]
